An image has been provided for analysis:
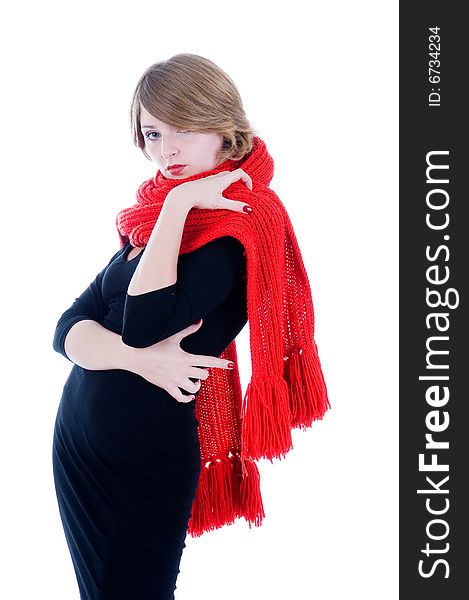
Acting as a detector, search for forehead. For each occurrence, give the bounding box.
[139,105,171,129]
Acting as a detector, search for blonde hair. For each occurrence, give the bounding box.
[130,53,258,162]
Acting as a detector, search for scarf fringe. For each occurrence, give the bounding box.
[240,343,330,462]
[284,343,331,429]
[241,378,293,462]
[187,451,264,538]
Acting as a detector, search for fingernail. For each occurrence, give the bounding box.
[243,205,253,214]
[227,361,235,369]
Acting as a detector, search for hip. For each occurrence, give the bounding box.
[55,366,200,460]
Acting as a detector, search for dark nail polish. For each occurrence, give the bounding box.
[243,205,253,214]
[227,361,234,369]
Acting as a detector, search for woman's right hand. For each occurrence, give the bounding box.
[120,319,234,403]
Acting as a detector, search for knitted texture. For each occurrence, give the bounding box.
[115,136,330,536]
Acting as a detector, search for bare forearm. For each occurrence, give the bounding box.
[127,194,191,295]
[64,320,133,371]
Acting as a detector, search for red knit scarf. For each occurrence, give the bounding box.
[115,136,330,537]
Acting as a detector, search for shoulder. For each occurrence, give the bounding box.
[214,235,245,253]
[199,235,246,260]
[107,245,129,264]
[185,235,245,256]
[180,236,246,270]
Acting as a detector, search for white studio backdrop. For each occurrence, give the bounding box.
[0,1,398,599]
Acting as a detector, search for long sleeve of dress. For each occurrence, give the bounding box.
[121,236,246,348]
[52,248,124,360]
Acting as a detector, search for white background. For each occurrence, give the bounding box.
[1,1,398,598]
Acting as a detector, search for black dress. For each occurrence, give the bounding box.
[52,236,247,600]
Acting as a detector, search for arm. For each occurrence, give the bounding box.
[52,247,128,369]
[121,235,247,348]
[123,189,247,348]
[62,321,131,371]
[127,195,191,295]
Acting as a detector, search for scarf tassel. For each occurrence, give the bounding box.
[187,452,264,537]
[237,343,329,463]
[239,456,265,528]
[241,378,294,462]
[284,343,330,428]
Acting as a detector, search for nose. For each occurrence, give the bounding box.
[161,138,178,160]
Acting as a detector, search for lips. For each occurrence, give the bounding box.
[167,164,186,175]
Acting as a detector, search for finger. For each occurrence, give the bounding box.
[177,382,199,395]
[190,356,234,369]
[179,378,199,393]
[219,197,252,214]
[188,367,210,379]
[173,387,195,403]
[184,378,202,393]
[229,168,253,190]
[167,319,203,342]
[215,168,252,190]
[167,387,187,403]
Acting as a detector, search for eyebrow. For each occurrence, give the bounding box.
[141,125,156,129]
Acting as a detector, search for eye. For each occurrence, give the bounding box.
[145,131,161,141]
[144,130,190,141]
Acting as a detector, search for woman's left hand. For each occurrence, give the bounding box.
[167,168,253,214]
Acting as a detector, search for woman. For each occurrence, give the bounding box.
[52,53,329,599]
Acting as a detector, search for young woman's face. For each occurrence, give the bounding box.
[140,104,225,179]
